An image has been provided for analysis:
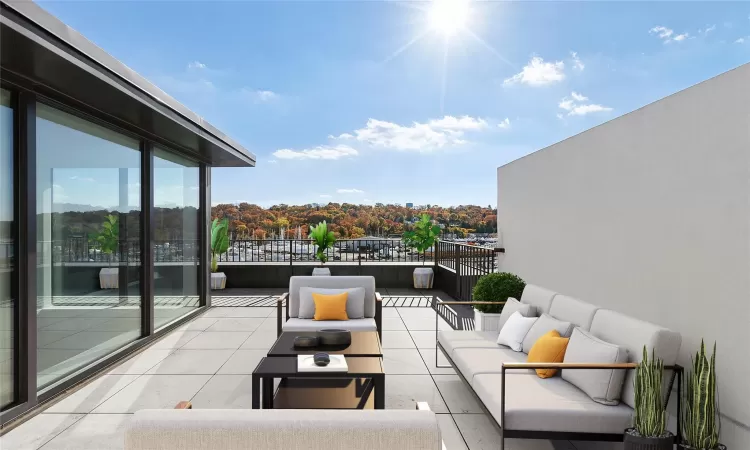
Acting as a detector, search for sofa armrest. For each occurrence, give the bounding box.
[415,403,446,450]
[174,401,192,409]
[503,362,638,370]
[277,293,289,337]
[375,292,383,342]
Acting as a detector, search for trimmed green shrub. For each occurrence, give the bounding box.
[472,272,525,314]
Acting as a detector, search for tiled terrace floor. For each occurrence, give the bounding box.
[2,300,617,450]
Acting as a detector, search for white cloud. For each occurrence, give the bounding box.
[319,194,332,198]
[673,33,689,42]
[503,56,565,86]
[559,92,612,116]
[69,175,96,182]
[735,37,746,44]
[568,104,613,116]
[497,118,511,129]
[700,24,716,35]
[268,159,278,164]
[427,115,488,131]
[571,92,588,102]
[650,26,674,40]
[273,145,358,160]
[363,199,373,203]
[338,116,487,152]
[187,61,207,69]
[570,51,585,71]
[337,188,364,194]
[241,88,278,103]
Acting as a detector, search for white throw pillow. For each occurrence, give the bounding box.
[496,311,538,352]
[521,314,573,354]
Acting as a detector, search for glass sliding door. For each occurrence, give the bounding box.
[153,148,200,329]
[0,89,15,408]
[35,103,142,388]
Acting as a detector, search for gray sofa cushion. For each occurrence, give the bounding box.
[548,295,600,331]
[289,276,376,318]
[496,297,534,332]
[437,330,499,357]
[452,348,532,383]
[126,409,442,450]
[521,314,573,354]
[473,373,634,434]
[562,328,629,405]
[298,287,366,319]
[282,318,377,332]
[519,284,557,316]
[589,309,682,409]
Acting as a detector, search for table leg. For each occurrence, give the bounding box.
[251,374,260,409]
[374,374,385,409]
[262,376,274,409]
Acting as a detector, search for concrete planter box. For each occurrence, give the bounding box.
[312,267,331,276]
[211,272,227,290]
[474,309,503,332]
[99,268,118,289]
[413,267,434,289]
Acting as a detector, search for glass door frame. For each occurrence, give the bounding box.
[0,78,212,426]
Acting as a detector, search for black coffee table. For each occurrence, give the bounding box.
[268,331,382,358]
[251,356,385,409]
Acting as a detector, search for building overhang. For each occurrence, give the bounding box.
[0,0,255,167]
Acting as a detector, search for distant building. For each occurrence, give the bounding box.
[405,202,414,208]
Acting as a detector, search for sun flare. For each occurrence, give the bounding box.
[429,0,470,37]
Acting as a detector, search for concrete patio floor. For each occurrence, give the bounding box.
[1,304,619,450]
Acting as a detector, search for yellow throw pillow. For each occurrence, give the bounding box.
[312,292,349,321]
[527,330,570,378]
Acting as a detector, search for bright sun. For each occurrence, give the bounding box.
[429,0,470,37]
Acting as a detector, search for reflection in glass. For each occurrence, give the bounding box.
[1,89,14,408]
[153,148,200,329]
[36,103,141,388]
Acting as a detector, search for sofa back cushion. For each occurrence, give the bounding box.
[299,287,366,319]
[521,314,573,354]
[548,295,600,331]
[289,276,376,318]
[562,328,629,405]
[519,284,557,316]
[126,409,442,450]
[496,297,534,332]
[589,309,682,409]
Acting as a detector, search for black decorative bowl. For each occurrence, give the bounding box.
[293,336,320,348]
[318,329,351,346]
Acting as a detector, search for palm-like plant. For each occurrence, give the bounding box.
[309,221,335,264]
[90,214,119,266]
[633,347,667,437]
[211,218,230,273]
[681,340,721,450]
[403,214,441,265]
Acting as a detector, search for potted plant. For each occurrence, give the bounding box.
[309,220,335,276]
[624,347,674,450]
[210,218,230,289]
[403,214,441,288]
[471,272,525,331]
[680,341,726,450]
[90,214,119,289]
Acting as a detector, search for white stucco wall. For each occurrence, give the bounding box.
[497,63,750,448]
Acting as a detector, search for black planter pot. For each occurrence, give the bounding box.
[677,444,727,450]
[624,428,675,450]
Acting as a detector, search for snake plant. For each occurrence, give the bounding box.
[633,346,667,437]
[681,340,720,450]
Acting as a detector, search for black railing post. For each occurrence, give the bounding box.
[289,239,293,266]
[453,243,461,300]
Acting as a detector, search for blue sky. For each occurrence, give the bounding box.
[38,1,750,208]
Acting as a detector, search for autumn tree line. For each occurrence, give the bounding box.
[211,203,497,240]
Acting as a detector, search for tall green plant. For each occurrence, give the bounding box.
[211,218,230,273]
[403,214,441,265]
[681,340,720,450]
[633,347,667,437]
[90,214,119,266]
[309,221,335,264]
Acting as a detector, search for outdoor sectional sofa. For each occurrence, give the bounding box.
[437,284,683,449]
